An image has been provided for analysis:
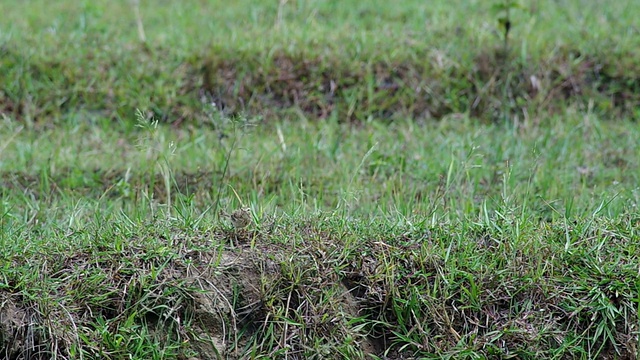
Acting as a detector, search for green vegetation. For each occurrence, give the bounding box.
[2,0,639,124]
[1,0,639,359]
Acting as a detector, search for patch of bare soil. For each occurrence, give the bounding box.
[0,297,30,358]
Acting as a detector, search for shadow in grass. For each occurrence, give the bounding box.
[2,44,640,125]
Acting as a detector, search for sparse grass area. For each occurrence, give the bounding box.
[1,0,639,359]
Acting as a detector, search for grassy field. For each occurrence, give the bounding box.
[1,1,639,359]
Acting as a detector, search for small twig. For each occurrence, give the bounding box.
[0,124,23,156]
[132,0,146,42]
[275,0,288,29]
[213,128,238,219]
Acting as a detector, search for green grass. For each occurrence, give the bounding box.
[2,0,639,124]
[1,0,639,359]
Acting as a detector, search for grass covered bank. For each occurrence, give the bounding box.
[1,0,639,125]
[1,0,639,359]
